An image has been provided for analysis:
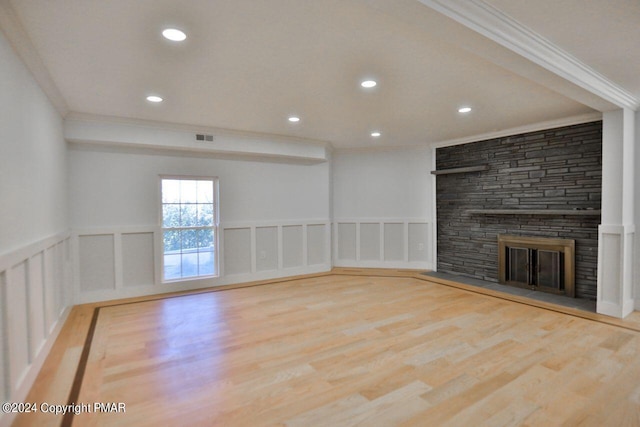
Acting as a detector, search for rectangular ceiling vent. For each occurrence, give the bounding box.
[195,133,214,142]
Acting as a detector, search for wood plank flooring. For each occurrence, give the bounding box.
[13,274,640,426]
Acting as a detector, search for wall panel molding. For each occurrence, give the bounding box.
[333,219,432,270]
[0,232,71,426]
[74,220,331,304]
[598,225,635,317]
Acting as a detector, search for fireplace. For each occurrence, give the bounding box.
[498,235,575,297]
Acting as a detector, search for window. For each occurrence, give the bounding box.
[161,177,219,281]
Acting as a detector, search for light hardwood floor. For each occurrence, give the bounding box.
[13,274,640,426]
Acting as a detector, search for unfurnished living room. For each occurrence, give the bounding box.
[2,1,640,426]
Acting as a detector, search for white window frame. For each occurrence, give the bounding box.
[159,175,220,282]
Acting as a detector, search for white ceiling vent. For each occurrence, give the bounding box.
[195,133,214,142]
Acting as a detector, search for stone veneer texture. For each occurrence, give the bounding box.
[436,121,602,299]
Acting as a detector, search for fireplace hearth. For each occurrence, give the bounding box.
[498,235,575,297]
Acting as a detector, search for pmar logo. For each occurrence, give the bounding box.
[94,403,126,413]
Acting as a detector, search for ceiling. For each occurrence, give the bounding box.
[4,0,639,149]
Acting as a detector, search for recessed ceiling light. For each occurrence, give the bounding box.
[162,28,187,42]
[361,80,377,88]
[458,106,472,113]
[371,131,381,137]
[146,95,163,103]
[288,116,300,122]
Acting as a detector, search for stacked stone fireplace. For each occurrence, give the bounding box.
[435,121,602,300]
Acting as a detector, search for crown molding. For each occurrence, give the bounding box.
[418,0,639,111]
[0,0,69,116]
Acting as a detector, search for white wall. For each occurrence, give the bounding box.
[70,146,329,227]
[0,35,67,254]
[333,148,432,218]
[0,30,71,426]
[332,148,434,269]
[68,145,332,302]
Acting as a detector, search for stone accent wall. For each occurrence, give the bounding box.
[436,121,602,299]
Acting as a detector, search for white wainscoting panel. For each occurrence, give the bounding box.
[7,261,30,397]
[384,223,405,261]
[359,223,381,261]
[74,221,331,304]
[122,232,155,288]
[27,253,46,363]
[283,225,303,269]
[334,219,432,270]
[43,245,61,334]
[223,228,252,276]
[79,234,115,291]
[0,232,72,426]
[307,224,326,266]
[408,223,430,262]
[598,225,635,318]
[256,226,278,272]
[600,232,621,304]
[338,223,357,260]
[221,221,330,281]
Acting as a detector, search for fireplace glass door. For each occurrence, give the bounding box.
[507,247,530,285]
[505,247,564,293]
[536,250,562,291]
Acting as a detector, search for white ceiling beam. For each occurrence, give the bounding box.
[418,0,639,111]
